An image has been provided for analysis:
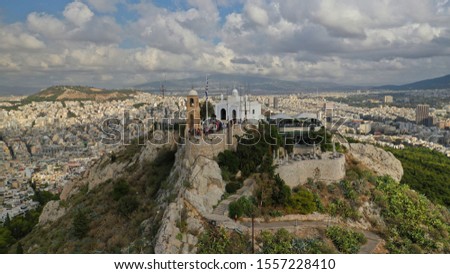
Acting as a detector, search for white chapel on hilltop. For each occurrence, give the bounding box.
[214,88,264,122]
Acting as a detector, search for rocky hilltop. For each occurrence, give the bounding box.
[24,86,136,102]
[20,131,228,253]
[17,136,450,254]
[347,143,404,182]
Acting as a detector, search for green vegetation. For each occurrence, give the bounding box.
[114,137,145,163]
[254,173,291,209]
[225,181,241,194]
[288,186,317,214]
[0,189,58,253]
[0,227,15,253]
[259,229,294,254]
[197,227,333,254]
[133,103,146,109]
[326,226,366,254]
[118,195,140,217]
[373,176,450,253]
[384,146,450,208]
[222,124,327,217]
[67,110,77,118]
[72,209,89,239]
[200,101,215,120]
[217,150,240,175]
[228,196,257,219]
[292,238,335,254]
[328,199,360,220]
[112,179,130,201]
[219,137,450,254]
[0,105,20,111]
[217,123,281,179]
[236,123,281,177]
[16,147,176,253]
[259,229,335,254]
[31,188,59,206]
[197,226,251,254]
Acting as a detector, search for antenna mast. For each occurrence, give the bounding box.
[160,74,166,98]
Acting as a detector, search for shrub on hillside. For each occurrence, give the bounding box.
[326,226,366,254]
[228,196,257,219]
[217,150,240,174]
[225,182,241,194]
[288,187,317,214]
[112,179,130,201]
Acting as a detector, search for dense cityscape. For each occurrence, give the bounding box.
[1,86,449,225]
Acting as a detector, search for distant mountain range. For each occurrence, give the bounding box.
[2,73,448,98]
[135,73,360,94]
[136,73,450,94]
[376,74,450,90]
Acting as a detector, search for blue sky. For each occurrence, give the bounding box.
[0,0,449,90]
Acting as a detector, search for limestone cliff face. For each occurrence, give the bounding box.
[38,200,66,226]
[347,143,404,182]
[41,132,178,224]
[32,133,225,254]
[154,146,226,254]
[185,156,225,215]
[59,136,178,202]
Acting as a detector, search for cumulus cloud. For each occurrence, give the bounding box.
[1,0,450,88]
[0,24,46,50]
[27,2,122,44]
[245,3,269,26]
[27,12,66,39]
[63,1,94,26]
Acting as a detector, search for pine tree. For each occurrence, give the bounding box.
[16,243,24,254]
[4,214,11,229]
[72,210,89,239]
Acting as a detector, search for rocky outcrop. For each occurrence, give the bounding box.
[85,132,177,191]
[38,201,66,226]
[84,158,129,191]
[348,143,403,182]
[184,156,225,215]
[154,148,226,254]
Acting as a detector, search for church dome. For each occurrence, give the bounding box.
[188,89,198,96]
[232,88,239,97]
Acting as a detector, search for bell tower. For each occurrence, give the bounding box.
[186,88,201,134]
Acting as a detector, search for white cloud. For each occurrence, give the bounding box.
[0,54,20,71]
[0,24,46,50]
[245,3,269,26]
[312,0,367,38]
[63,1,94,26]
[27,12,66,39]
[1,0,450,89]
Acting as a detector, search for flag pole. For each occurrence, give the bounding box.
[205,75,209,130]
